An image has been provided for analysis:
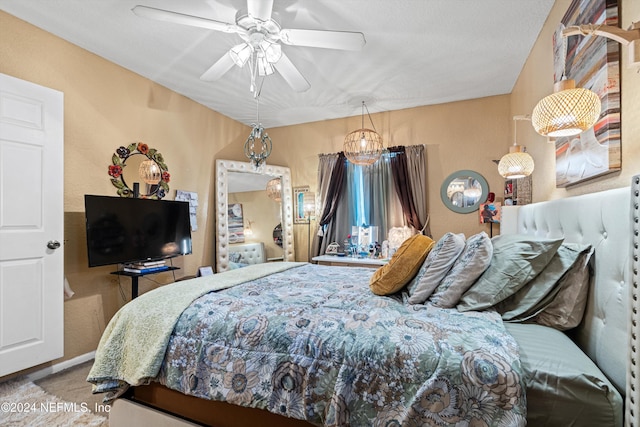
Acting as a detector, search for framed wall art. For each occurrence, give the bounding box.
[294,186,311,224]
[479,202,501,224]
[553,0,621,187]
[227,203,245,243]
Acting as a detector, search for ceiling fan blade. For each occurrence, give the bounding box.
[200,51,236,81]
[132,5,238,33]
[246,0,273,22]
[273,52,310,92]
[279,29,366,51]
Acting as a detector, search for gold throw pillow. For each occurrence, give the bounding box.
[369,234,435,295]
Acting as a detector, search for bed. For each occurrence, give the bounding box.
[88,177,640,427]
[228,242,266,267]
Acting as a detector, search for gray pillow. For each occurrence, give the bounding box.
[457,234,563,312]
[496,243,592,320]
[407,232,465,304]
[429,232,492,308]
[531,246,594,330]
[229,252,242,263]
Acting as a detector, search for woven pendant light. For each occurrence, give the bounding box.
[344,129,383,166]
[498,115,535,179]
[498,146,535,179]
[532,79,601,138]
[266,177,282,202]
[344,101,383,165]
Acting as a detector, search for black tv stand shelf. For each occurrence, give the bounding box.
[111,267,180,299]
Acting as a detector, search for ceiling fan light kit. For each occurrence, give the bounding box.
[132,0,365,93]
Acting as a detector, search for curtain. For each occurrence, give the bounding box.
[388,146,422,231]
[313,145,427,256]
[318,154,405,255]
[313,152,346,256]
[405,145,431,236]
[361,155,403,244]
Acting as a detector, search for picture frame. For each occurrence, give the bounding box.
[479,202,501,224]
[294,186,311,224]
[553,0,621,187]
[227,203,245,243]
[197,266,214,277]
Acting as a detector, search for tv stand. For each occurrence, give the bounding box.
[111,267,180,299]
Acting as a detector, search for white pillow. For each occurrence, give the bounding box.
[407,232,466,304]
[429,232,493,308]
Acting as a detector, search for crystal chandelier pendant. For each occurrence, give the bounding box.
[244,123,272,169]
[244,90,273,168]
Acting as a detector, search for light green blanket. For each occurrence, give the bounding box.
[87,262,305,398]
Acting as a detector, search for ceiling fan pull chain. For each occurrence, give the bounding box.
[249,53,257,93]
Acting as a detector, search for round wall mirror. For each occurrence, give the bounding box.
[108,142,170,199]
[440,170,489,214]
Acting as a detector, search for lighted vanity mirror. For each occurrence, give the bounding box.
[440,170,489,214]
[216,160,294,272]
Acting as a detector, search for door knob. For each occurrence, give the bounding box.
[47,240,61,250]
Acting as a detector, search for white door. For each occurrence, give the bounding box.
[0,73,64,376]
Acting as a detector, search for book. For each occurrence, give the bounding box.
[132,260,166,267]
[124,260,166,269]
[122,265,170,274]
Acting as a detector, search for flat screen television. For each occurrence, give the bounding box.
[84,195,192,267]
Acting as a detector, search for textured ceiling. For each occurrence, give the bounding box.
[0,0,555,129]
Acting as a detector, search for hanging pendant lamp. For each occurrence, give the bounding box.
[531,24,601,138]
[498,146,535,179]
[498,116,535,179]
[531,78,601,138]
[244,95,272,168]
[344,101,383,165]
[265,177,282,202]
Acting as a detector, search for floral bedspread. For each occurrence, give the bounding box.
[155,264,526,426]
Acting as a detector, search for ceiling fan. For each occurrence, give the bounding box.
[132,0,366,93]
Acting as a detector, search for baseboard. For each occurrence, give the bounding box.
[25,351,96,382]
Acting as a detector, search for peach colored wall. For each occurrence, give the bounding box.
[267,95,512,249]
[0,11,249,373]
[511,0,640,200]
[228,190,283,260]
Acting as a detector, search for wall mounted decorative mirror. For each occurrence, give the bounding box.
[440,170,489,214]
[216,159,294,272]
[108,142,170,199]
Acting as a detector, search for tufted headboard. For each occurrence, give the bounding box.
[502,179,639,427]
[229,242,266,265]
